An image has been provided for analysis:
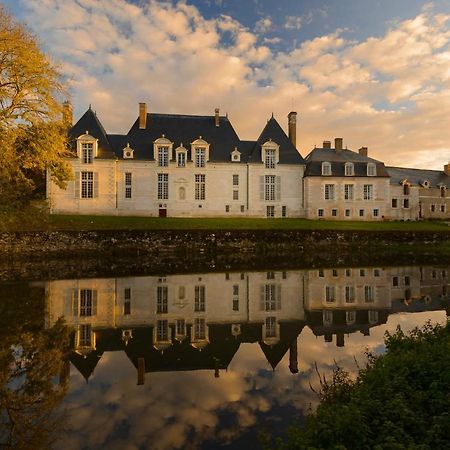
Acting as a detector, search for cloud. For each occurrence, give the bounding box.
[254,16,273,34]
[13,0,450,169]
[284,15,302,30]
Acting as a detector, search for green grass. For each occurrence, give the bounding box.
[37,214,450,232]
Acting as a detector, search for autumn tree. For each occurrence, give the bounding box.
[0,5,71,208]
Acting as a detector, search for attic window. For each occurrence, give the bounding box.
[123,144,134,159]
[322,162,331,176]
[367,163,376,176]
[344,162,354,176]
[421,180,429,188]
[441,186,447,198]
[231,148,241,162]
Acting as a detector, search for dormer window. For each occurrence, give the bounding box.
[153,136,173,167]
[175,145,187,167]
[420,180,430,188]
[195,147,205,167]
[231,148,241,162]
[322,162,331,176]
[441,185,447,198]
[262,141,279,169]
[403,182,410,195]
[123,143,134,159]
[367,163,377,176]
[77,132,98,163]
[158,147,169,167]
[191,138,210,168]
[345,162,354,176]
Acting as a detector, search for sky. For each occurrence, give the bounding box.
[4,0,450,169]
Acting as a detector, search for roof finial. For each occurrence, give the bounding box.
[271,112,274,119]
[88,104,92,110]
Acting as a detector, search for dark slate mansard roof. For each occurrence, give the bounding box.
[69,108,305,165]
[386,166,449,187]
[304,147,390,177]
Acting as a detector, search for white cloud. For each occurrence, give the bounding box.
[14,0,450,169]
[254,16,273,34]
[284,15,302,30]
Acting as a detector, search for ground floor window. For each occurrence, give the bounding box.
[403,199,409,208]
[195,174,206,200]
[392,198,398,208]
[345,209,350,217]
[225,205,230,212]
[318,208,324,218]
[282,205,287,217]
[240,205,245,212]
[81,171,94,198]
[359,209,364,217]
[332,209,337,217]
[266,205,275,218]
[373,208,379,217]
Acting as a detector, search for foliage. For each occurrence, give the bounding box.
[0,284,71,449]
[271,321,450,450]
[0,5,71,207]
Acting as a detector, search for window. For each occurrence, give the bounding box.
[345,163,354,176]
[82,142,93,164]
[392,198,398,208]
[318,269,324,277]
[332,269,338,277]
[195,148,206,167]
[324,184,335,200]
[240,205,245,212]
[233,174,239,186]
[265,317,277,338]
[267,271,275,279]
[359,209,364,217]
[266,205,275,218]
[233,284,239,295]
[345,209,350,217]
[265,175,276,201]
[125,172,132,199]
[346,311,356,325]
[403,184,410,195]
[263,284,279,311]
[232,284,239,311]
[323,310,333,326]
[367,163,376,176]
[368,311,379,324]
[176,319,186,336]
[404,276,410,286]
[225,205,230,212]
[194,318,206,340]
[393,276,399,286]
[195,285,205,312]
[345,269,351,277]
[431,204,436,212]
[374,269,380,277]
[363,184,373,200]
[157,173,168,200]
[124,288,131,315]
[441,186,446,198]
[318,209,324,217]
[332,209,338,217]
[177,152,186,167]
[81,172,94,198]
[345,286,355,303]
[79,325,92,347]
[233,190,239,200]
[157,286,168,314]
[80,289,93,316]
[373,209,379,217]
[360,269,366,276]
[441,205,446,213]
[344,184,354,200]
[403,199,409,208]
[157,320,168,341]
[325,286,335,303]
[195,174,205,200]
[265,149,276,169]
[364,285,374,302]
[158,146,169,167]
[282,206,287,217]
[322,162,331,176]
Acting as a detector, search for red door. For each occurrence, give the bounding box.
[159,208,167,218]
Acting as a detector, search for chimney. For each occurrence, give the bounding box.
[288,111,297,148]
[62,101,73,128]
[334,137,343,151]
[288,339,299,374]
[359,147,368,157]
[137,357,145,385]
[215,108,220,127]
[323,141,331,149]
[444,162,450,176]
[139,102,147,129]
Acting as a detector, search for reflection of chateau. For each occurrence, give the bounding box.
[45,266,450,382]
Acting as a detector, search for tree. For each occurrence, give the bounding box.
[0,5,71,207]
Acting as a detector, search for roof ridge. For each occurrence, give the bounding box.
[387,165,443,172]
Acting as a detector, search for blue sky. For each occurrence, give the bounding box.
[4,0,450,168]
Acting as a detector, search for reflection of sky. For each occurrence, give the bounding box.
[57,310,447,450]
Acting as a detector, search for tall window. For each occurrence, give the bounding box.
[157,173,168,200]
[367,163,376,176]
[233,174,239,186]
[158,146,169,167]
[194,285,205,312]
[232,284,239,311]
[79,325,92,347]
[266,205,275,218]
[195,148,206,167]
[194,318,206,340]
[177,152,186,167]
[265,175,276,201]
[364,285,374,302]
[233,190,239,200]
[82,143,94,164]
[264,284,280,311]
[363,184,373,200]
[345,286,355,303]
[125,172,132,199]
[81,172,94,198]
[80,289,93,316]
[265,149,276,169]
[322,162,331,176]
[345,163,354,176]
[325,286,335,303]
[156,320,168,341]
[176,319,186,336]
[346,311,356,325]
[233,175,239,200]
[195,174,206,200]
[265,317,277,338]
[324,184,335,200]
[157,286,168,314]
[124,288,131,315]
[344,184,354,200]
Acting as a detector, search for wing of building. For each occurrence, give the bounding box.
[47,103,450,220]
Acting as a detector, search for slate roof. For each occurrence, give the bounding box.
[68,107,116,159]
[386,166,449,187]
[249,117,305,164]
[304,147,389,177]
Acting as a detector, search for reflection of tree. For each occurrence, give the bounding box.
[0,284,71,449]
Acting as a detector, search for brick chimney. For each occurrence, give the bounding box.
[62,101,73,128]
[288,111,297,148]
[215,108,220,127]
[359,147,368,157]
[445,162,450,176]
[139,102,147,129]
[323,141,331,149]
[335,137,343,151]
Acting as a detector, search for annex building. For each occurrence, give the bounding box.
[47,102,450,220]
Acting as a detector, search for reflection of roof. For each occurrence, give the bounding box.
[386,166,449,187]
[70,351,102,381]
[391,296,450,314]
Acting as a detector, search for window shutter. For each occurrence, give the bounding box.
[276,285,282,310]
[260,285,265,310]
[92,290,98,316]
[74,172,80,198]
[93,172,99,198]
[260,176,264,201]
[72,289,79,316]
[276,176,281,200]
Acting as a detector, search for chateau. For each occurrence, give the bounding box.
[47,102,450,220]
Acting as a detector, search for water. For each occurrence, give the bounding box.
[1,264,449,449]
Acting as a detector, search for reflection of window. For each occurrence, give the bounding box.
[157,286,168,314]
[364,285,374,302]
[392,198,398,208]
[345,286,355,303]
[325,286,335,303]
[176,319,186,336]
[264,284,280,311]
[404,276,410,286]
[194,318,206,339]
[323,310,333,326]
[178,286,185,299]
[346,311,356,325]
[393,276,399,286]
[157,320,168,341]
[368,311,378,324]
[265,317,277,338]
[79,325,92,346]
[195,285,205,312]
[124,288,131,315]
[403,184,410,195]
[80,289,93,316]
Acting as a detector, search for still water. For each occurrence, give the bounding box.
[2,264,450,449]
